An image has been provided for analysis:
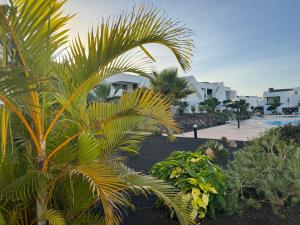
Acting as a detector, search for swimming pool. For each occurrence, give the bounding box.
[263,115,300,126]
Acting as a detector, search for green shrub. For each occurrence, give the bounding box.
[200,140,229,158]
[226,130,300,214]
[191,105,196,113]
[276,124,300,144]
[151,151,227,220]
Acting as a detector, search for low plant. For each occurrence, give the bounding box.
[226,130,300,214]
[151,151,227,220]
[276,124,300,144]
[200,140,229,158]
[191,105,196,113]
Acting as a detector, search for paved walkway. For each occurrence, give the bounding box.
[177,119,271,141]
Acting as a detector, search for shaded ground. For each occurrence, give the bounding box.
[122,136,300,225]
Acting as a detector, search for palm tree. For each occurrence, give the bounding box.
[226,100,250,128]
[199,98,221,113]
[87,83,116,103]
[150,68,194,104]
[0,1,195,225]
[267,98,281,114]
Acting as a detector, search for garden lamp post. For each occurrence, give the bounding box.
[193,124,198,139]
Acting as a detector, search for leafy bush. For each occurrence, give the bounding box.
[226,130,300,214]
[151,151,227,220]
[191,105,196,113]
[276,124,300,144]
[200,140,229,158]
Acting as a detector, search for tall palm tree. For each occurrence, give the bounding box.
[150,68,194,104]
[0,1,195,225]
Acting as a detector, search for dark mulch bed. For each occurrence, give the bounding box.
[125,136,244,172]
[122,136,300,225]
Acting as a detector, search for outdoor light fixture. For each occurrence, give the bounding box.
[193,124,197,139]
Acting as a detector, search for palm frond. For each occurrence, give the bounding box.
[56,4,193,110]
[120,166,196,225]
[0,170,50,202]
[42,209,66,225]
[89,88,178,132]
[70,162,128,225]
[69,213,105,225]
[0,211,5,225]
[2,0,72,75]
[0,105,9,163]
[97,117,157,156]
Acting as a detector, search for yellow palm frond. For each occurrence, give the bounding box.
[70,162,128,225]
[120,166,196,225]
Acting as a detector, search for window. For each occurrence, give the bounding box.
[266,96,280,105]
[132,83,138,90]
[207,89,213,99]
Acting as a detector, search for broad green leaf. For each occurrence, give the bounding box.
[202,193,209,207]
[191,188,200,201]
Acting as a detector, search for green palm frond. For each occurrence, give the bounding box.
[42,209,66,225]
[89,88,178,132]
[69,213,105,225]
[78,132,100,163]
[70,162,128,225]
[120,166,196,225]
[0,170,50,202]
[2,0,72,75]
[58,5,193,106]
[97,117,157,155]
[0,211,5,225]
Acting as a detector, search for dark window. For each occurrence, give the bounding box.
[207,89,213,99]
[266,96,280,105]
[132,83,138,90]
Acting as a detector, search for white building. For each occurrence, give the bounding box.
[183,76,237,112]
[101,74,262,113]
[262,87,300,114]
[102,73,150,97]
[236,96,262,109]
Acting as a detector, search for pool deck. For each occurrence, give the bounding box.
[177,119,272,141]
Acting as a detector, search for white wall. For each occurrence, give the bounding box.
[103,73,150,97]
[237,96,261,108]
[185,76,238,112]
[263,87,300,114]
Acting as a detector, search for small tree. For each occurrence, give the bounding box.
[177,102,189,115]
[226,100,250,128]
[150,68,195,105]
[191,105,196,113]
[254,106,264,114]
[223,99,232,111]
[267,98,281,114]
[199,98,220,113]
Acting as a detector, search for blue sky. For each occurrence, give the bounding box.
[65,0,300,96]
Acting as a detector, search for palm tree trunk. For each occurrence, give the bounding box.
[36,138,47,225]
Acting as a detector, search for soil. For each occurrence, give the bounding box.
[122,136,300,225]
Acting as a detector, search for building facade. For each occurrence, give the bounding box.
[236,95,262,109]
[262,87,300,114]
[183,76,237,112]
[102,73,150,97]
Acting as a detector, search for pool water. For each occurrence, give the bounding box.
[263,115,300,126]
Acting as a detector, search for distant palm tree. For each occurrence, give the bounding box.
[150,68,194,104]
[226,100,250,128]
[87,83,112,102]
[199,98,221,112]
[87,83,122,103]
[267,98,281,114]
